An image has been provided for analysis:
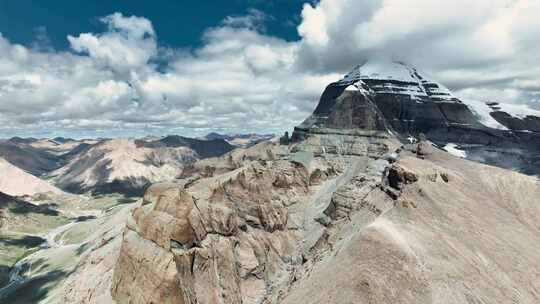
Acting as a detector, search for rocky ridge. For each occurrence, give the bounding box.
[111,157,321,303]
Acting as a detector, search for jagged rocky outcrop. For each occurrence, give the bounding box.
[180,139,286,181]
[111,159,325,304]
[281,153,540,304]
[111,142,540,304]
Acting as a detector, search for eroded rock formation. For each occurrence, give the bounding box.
[112,160,324,304]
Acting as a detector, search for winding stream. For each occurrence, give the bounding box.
[0,210,100,299]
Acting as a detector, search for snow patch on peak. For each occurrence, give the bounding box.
[461,99,509,130]
[494,103,540,119]
[344,84,358,92]
[341,61,417,83]
[339,61,456,102]
[443,143,467,158]
[344,80,373,95]
[462,99,540,130]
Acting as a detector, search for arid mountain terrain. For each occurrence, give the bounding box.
[0,133,239,303]
[204,133,275,148]
[107,62,540,304]
[0,139,64,176]
[1,62,540,304]
[0,135,236,196]
[0,158,63,197]
[50,138,199,196]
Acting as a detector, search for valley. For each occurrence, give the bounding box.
[0,191,135,303]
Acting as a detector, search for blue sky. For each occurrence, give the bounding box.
[0,0,308,50]
[0,0,538,138]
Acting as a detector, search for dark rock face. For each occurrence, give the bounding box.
[293,62,540,176]
[0,141,63,176]
[52,137,75,144]
[280,131,290,145]
[0,191,15,205]
[59,143,93,161]
[326,91,388,130]
[373,94,480,133]
[141,135,235,158]
[490,111,540,132]
[292,89,389,143]
[7,137,38,145]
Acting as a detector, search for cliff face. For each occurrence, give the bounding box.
[111,159,322,304]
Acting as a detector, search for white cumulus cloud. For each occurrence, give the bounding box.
[68,13,157,73]
[296,0,540,106]
[0,11,338,138]
[0,2,539,138]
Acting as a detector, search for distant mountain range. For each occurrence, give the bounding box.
[0,139,64,176]
[139,135,235,158]
[51,136,230,196]
[203,132,275,148]
[0,133,270,196]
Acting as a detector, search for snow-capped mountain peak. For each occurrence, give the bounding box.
[339,60,456,102]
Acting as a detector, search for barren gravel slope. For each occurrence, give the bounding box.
[0,158,63,196]
[282,152,540,304]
